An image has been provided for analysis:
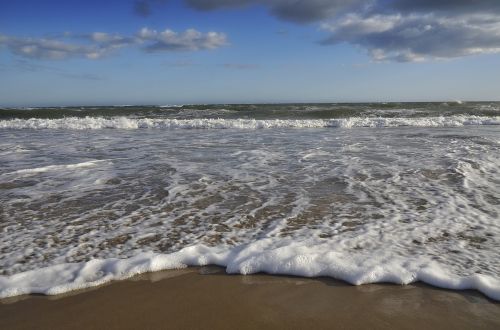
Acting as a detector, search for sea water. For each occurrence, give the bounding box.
[0,102,499,299]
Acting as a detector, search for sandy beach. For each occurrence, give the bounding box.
[1,266,499,330]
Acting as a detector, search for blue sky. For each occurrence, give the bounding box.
[1,0,500,106]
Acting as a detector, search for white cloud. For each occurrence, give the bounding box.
[185,0,363,23]
[321,12,500,62]
[182,0,500,62]
[0,27,228,60]
[141,28,228,51]
[1,37,106,60]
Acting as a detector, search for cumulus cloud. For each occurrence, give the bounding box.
[269,0,363,23]
[185,0,253,11]
[321,11,500,62]
[183,0,500,61]
[138,27,227,51]
[0,33,135,60]
[0,27,227,60]
[185,0,362,23]
[390,0,500,14]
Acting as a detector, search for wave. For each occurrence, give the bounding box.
[1,116,499,130]
[1,239,499,300]
[159,104,184,108]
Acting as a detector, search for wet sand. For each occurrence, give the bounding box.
[1,266,499,330]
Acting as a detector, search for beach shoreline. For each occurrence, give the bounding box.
[1,266,499,330]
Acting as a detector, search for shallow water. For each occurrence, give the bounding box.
[0,103,499,299]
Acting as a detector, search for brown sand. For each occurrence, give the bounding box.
[1,266,499,330]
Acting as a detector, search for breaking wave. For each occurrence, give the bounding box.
[1,116,499,130]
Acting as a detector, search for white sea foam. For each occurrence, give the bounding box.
[159,104,184,108]
[1,240,500,300]
[5,160,107,175]
[0,116,499,130]
[1,123,499,302]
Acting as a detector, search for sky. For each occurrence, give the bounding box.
[1,0,500,106]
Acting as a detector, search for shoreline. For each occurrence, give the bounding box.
[1,266,499,329]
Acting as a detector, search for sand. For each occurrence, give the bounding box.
[1,266,499,329]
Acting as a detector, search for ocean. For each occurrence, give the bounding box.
[0,102,499,299]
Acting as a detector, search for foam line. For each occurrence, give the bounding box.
[1,241,499,301]
[0,116,499,130]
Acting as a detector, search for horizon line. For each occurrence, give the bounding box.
[2,100,499,108]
